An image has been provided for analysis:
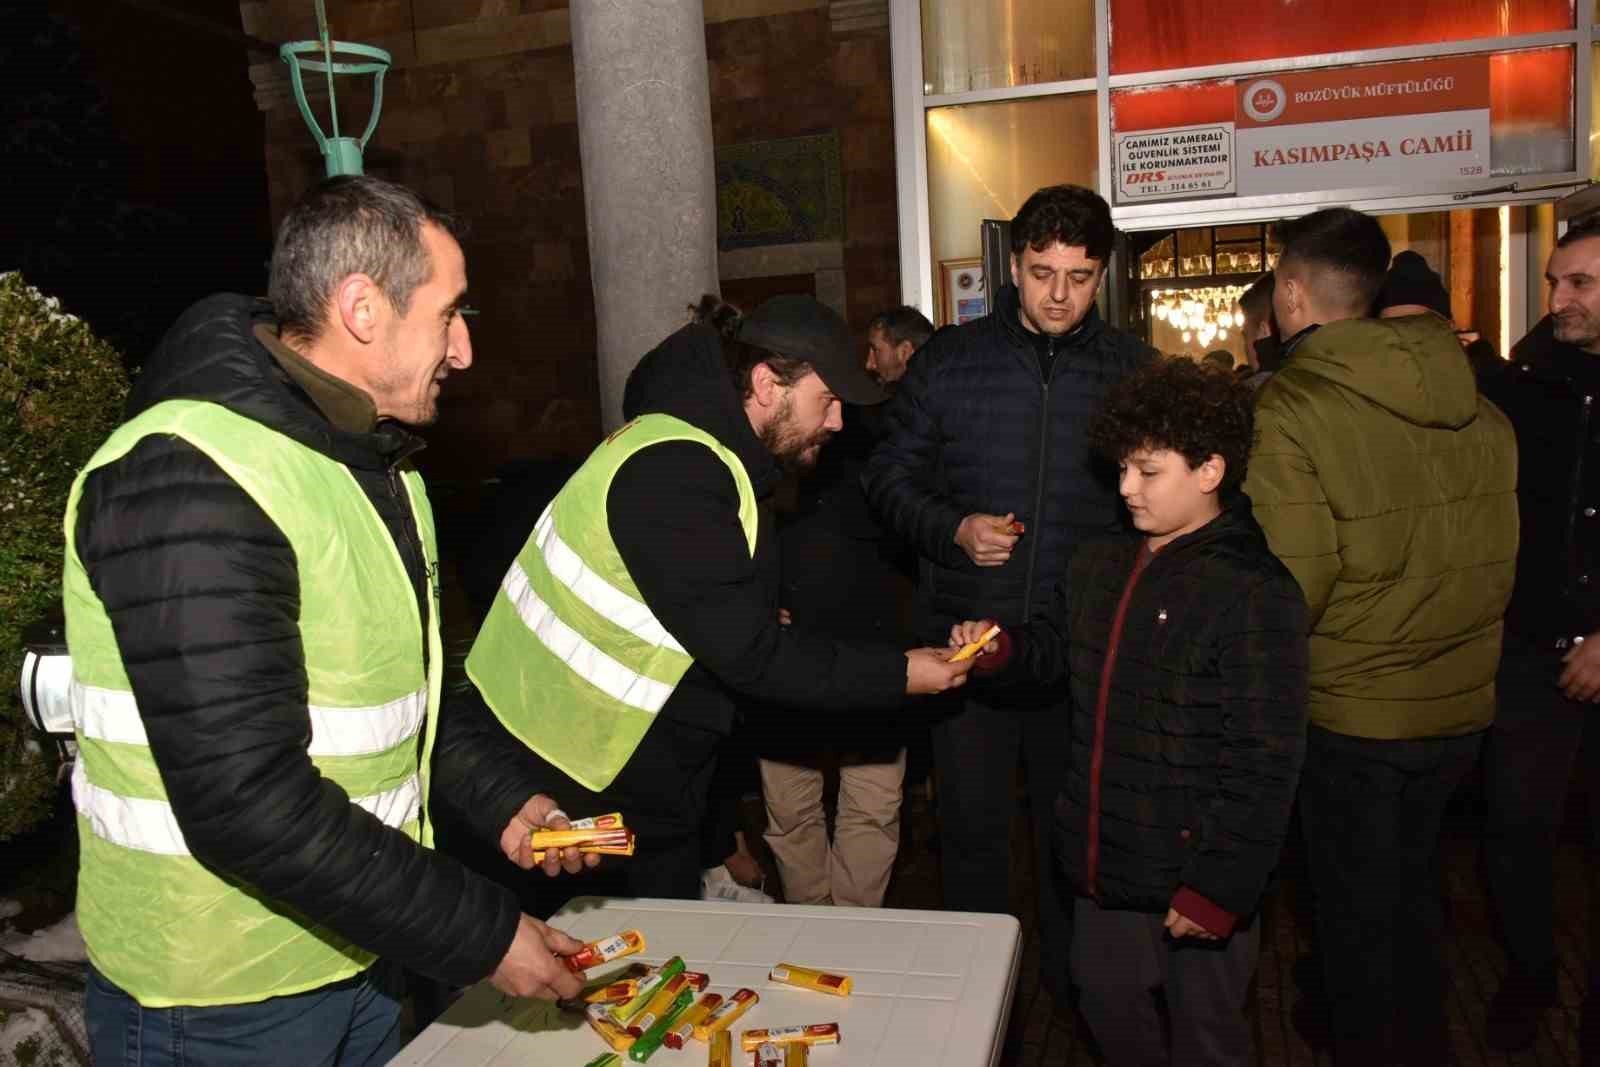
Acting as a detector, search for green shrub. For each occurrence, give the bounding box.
[0,272,129,841]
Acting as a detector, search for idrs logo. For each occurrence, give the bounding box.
[1242,79,1287,123]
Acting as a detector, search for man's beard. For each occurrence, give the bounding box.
[760,395,832,472]
[1554,311,1600,350]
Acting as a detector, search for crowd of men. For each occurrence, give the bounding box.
[54,171,1600,1067]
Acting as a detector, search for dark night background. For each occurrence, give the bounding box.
[2,0,272,365]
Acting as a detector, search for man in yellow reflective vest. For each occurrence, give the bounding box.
[67,177,594,1067]
[461,293,976,910]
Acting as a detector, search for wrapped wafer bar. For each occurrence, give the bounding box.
[663,992,722,1049]
[739,1024,841,1052]
[692,987,757,1041]
[626,985,695,1062]
[707,1030,733,1067]
[768,963,852,996]
[784,1045,809,1067]
[530,826,634,850]
[682,971,710,992]
[563,929,646,973]
[585,1003,636,1052]
[567,812,625,830]
[949,623,1001,663]
[528,825,633,870]
[609,957,685,1025]
[626,973,688,1037]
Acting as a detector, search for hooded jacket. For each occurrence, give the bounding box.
[605,322,909,737]
[1244,313,1518,739]
[862,285,1155,656]
[73,294,541,988]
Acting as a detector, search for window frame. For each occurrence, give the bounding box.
[891,0,1595,311]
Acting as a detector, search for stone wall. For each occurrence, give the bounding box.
[240,0,895,483]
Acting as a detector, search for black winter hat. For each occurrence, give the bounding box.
[738,294,886,406]
[1377,250,1451,321]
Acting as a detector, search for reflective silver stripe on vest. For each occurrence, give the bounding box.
[72,759,421,856]
[501,561,674,712]
[532,506,687,654]
[72,759,189,855]
[72,680,426,756]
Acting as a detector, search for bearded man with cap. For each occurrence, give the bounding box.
[457,293,975,908]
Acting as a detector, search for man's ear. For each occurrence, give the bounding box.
[895,340,916,365]
[333,273,382,345]
[748,361,783,410]
[1010,252,1021,290]
[1198,454,1226,494]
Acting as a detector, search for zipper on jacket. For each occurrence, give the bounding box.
[1021,338,1058,619]
[1085,545,1152,898]
[386,463,431,668]
[1566,394,1594,599]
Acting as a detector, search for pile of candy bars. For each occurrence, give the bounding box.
[563,930,849,1066]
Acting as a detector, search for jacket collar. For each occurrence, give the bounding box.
[128,294,423,472]
[995,283,1107,349]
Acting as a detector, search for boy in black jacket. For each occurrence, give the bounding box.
[954,358,1308,1067]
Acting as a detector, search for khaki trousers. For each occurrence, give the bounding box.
[759,748,906,907]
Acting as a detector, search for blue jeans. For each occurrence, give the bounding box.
[86,962,402,1067]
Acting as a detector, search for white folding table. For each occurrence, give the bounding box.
[392,896,1022,1066]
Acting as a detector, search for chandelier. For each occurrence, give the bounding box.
[1148,286,1248,349]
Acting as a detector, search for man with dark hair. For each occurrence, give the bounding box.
[863,184,1154,992]
[1236,271,1279,387]
[459,293,975,910]
[762,303,934,907]
[1480,213,1600,1057]
[68,175,598,1066]
[865,305,935,386]
[1245,206,1518,1065]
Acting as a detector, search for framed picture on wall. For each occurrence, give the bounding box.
[938,258,988,327]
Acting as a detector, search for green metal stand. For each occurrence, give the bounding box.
[279,38,391,177]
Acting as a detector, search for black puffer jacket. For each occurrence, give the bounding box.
[1487,317,1600,649]
[862,286,1155,649]
[1003,497,1308,918]
[74,294,542,986]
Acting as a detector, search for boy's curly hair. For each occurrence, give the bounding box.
[1087,356,1256,490]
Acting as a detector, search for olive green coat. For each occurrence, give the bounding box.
[1244,314,1518,740]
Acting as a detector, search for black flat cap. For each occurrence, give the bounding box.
[738,294,886,406]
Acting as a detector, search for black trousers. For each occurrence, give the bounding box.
[931,694,1071,991]
[1071,897,1260,1067]
[1485,645,1600,998]
[1298,724,1483,1062]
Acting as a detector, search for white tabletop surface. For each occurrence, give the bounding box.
[393,896,1022,1067]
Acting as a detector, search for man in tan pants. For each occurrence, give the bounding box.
[762,308,932,906]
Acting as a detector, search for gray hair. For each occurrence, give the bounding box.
[268,175,459,341]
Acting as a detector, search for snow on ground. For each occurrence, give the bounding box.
[0,912,86,963]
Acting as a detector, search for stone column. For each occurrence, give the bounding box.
[572,0,720,430]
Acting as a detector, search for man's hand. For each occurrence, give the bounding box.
[905,647,975,695]
[955,512,1020,567]
[949,619,1001,656]
[489,914,586,1000]
[1560,634,1600,702]
[499,794,601,877]
[1164,908,1219,941]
